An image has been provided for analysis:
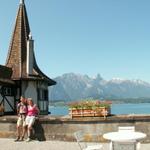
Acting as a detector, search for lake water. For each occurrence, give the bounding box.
[49,103,150,116]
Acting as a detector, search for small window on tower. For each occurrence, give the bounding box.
[1,87,15,96]
[38,89,48,101]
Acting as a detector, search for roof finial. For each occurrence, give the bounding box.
[29,32,32,40]
[20,0,24,4]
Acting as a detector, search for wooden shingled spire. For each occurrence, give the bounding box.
[6,1,56,86]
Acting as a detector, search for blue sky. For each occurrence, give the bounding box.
[0,0,150,82]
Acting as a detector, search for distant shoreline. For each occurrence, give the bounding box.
[49,98,150,106]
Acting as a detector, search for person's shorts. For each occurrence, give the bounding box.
[25,116,36,128]
[17,115,26,127]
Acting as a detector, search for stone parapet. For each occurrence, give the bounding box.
[0,114,149,142]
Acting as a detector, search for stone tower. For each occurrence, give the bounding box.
[0,0,56,114]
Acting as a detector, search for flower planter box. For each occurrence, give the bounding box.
[68,100,111,119]
[69,107,111,118]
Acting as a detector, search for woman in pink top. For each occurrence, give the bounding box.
[25,98,39,142]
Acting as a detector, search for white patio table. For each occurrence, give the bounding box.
[103,131,146,142]
[103,131,146,150]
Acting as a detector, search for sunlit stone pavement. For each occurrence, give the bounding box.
[0,138,150,150]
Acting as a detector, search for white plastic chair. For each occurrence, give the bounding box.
[117,126,140,150]
[118,126,135,132]
[112,141,137,150]
[74,130,103,150]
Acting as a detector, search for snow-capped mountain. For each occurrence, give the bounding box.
[49,73,150,101]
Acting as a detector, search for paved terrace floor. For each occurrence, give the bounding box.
[0,138,150,150]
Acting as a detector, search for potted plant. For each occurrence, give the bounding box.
[68,100,111,118]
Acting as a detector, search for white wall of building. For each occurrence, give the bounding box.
[23,81,37,104]
[37,81,48,90]
[21,81,49,114]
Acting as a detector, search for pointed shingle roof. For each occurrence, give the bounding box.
[6,1,56,86]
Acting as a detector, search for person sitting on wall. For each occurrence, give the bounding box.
[25,98,39,142]
[14,96,28,142]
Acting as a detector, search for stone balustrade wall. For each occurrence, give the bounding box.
[0,115,149,142]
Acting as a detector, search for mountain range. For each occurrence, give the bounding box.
[49,73,150,101]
